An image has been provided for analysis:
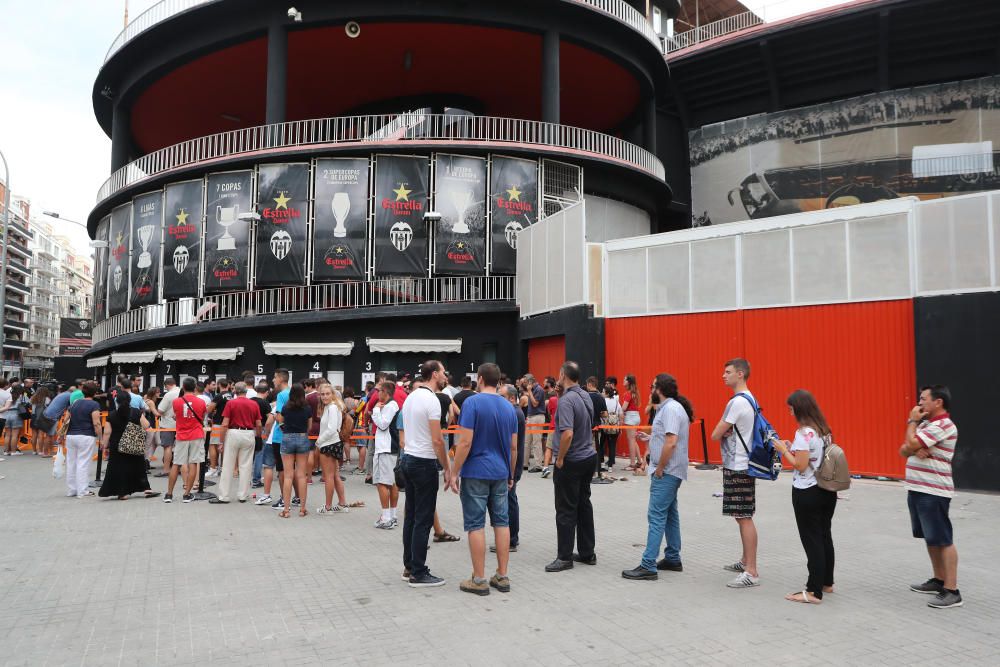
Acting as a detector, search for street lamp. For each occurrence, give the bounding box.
[41,210,90,230]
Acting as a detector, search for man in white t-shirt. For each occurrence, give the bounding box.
[711,358,760,589]
[155,377,180,477]
[399,360,453,588]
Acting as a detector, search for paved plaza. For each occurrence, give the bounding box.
[1,454,998,666]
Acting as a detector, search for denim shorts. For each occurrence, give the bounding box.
[908,490,953,547]
[460,478,509,531]
[279,432,312,456]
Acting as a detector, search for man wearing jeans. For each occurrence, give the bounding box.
[400,360,453,588]
[523,374,546,472]
[622,373,692,580]
[545,361,597,573]
[451,363,518,596]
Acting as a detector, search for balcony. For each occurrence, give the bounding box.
[8,242,31,260]
[93,274,515,345]
[3,339,30,351]
[31,281,57,294]
[96,112,665,203]
[4,319,29,332]
[31,299,58,312]
[33,263,59,278]
[5,301,29,314]
[6,258,30,277]
[7,281,31,296]
[4,217,32,239]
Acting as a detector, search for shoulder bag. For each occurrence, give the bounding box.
[117,410,147,457]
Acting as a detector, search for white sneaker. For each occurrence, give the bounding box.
[205,468,219,478]
[726,571,760,588]
[374,518,395,529]
[11,451,23,456]
[254,494,272,505]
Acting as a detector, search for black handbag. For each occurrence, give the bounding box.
[394,456,407,490]
[34,414,56,433]
[17,399,31,420]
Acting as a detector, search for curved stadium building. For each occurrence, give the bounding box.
[86,0,1000,490]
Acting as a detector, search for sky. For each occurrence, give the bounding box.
[0,0,841,251]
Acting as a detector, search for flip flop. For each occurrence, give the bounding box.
[785,591,821,604]
[433,532,460,543]
[348,500,366,508]
[279,509,291,519]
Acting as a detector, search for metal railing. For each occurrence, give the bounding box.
[665,0,854,54]
[97,113,665,204]
[105,0,661,64]
[93,275,516,345]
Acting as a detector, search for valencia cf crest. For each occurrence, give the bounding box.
[173,245,190,274]
[445,240,475,265]
[390,221,413,251]
[270,230,292,260]
[504,221,523,249]
[324,244,356,270]
[113,265,123,292]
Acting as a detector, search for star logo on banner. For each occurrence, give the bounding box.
[393,183,412,201]
[336,246,344,252]
[222,257,233,268]
[457,242,465,249]
[273,191,291,209]
[506,185,522,202]
[115,231,124,247]
[175,208,189,225]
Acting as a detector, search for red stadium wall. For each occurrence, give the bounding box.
[528,335,566,382]
[605,300,916,478]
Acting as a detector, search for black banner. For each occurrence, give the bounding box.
[92,216,110,322]
[313,157,368,280]
[256,163,309,286]
[434,154,486,275]
[129,192,162,307]
[59,318,92,357]
[490,156,537,274]
[374,155,428,276]
[107,205,131,317]
[204,171,253,293]
[163,179,203,299]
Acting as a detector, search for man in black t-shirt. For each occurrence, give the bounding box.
[586,377,610,482]
[250,383,272,487]
[206,379,233,479]
[452,376,475,412]
[436,391,454,449]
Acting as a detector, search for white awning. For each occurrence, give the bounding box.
[111,351,159,364]
[161,347,244,361]
[85,355,110,368]
[366,338,462,353]
[263,342,354,357]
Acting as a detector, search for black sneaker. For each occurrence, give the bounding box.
[163,494,173,504]
[656,559,683,572]
[545,559,573,572]
[182,494,194,503]
[291,497,301,507]
[927,589,963,609]
[408,572,446,588]
[910,578,945,594]
[572,553,597,565]
[622,566,658,581]
[272,499,285,510]
[489,544,518,553]
[251,481,264,489]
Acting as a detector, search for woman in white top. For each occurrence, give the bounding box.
[315,384,361,514]
[773,389,837,605]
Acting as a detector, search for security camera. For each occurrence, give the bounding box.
[287,7,302,21]
[423,211,442,224]
[345,21,361,38]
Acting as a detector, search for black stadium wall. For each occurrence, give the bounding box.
[914,292,1000,492]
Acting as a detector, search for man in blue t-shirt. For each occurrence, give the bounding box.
[451,363,518,597]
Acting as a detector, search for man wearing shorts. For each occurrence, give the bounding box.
[370,382,400,529]
[155,377,180,477]
[451,363,518,596]
[900,385,962,609]
[166,378,208,503]
[711,358,760,588]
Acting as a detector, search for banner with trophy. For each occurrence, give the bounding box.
[433,154,486,275]
[313,157,368,280]
[204,170,253,294]
[163,179,204,299]
[256,163,309,286]
[374,155,428,276]
[490,156,537,274]
[107,204,132,317]
[129,191,162,308]
[92,215,110,322]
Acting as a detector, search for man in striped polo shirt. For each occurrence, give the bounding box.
[899,385,961,609]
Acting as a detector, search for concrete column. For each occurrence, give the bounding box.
[644,96,657,153]
[541,30,560,124]
[110,102,131,172]
[266,23,288,126]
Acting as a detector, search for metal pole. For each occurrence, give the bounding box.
[695,417,716,470]
[0,149,11,377]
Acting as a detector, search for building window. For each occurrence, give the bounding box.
[653,6,662,34]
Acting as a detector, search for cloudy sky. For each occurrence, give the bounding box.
[0,0,842,250]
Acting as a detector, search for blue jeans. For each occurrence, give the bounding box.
[461,478,509,531]
[641,473,683,572]
[253,447,264,484]
[401,454,440,578]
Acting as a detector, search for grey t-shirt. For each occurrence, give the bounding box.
[649,397,690,481]
[553,385,596,462]
[722,391,756,471]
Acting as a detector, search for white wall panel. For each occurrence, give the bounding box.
[742,229,791,307]
[792,222,848,303]
[691,237,738,311]
[647,243,690,313]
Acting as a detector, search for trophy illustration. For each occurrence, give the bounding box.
[136,225,155,268]
[332,192,351,239]
[449,189,472,234]
[216,204,239,250]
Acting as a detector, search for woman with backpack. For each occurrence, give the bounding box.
[315,383,364,514]
[30,386,52,456]
[773,389,837,604]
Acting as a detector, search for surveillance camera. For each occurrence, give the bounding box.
[423,211,442,223]
[287,6,302,21]
[345,21,361,38]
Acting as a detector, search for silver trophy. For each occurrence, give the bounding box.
[449,189,472,234]
[216,204,239,250]
[136,224,155,268]
[332,192,351,239]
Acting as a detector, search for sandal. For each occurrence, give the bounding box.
[299,508,308,517]
[433,532,460,543]
[348,500,366,508]
[785,591,821,604]
[279,509,291,519]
